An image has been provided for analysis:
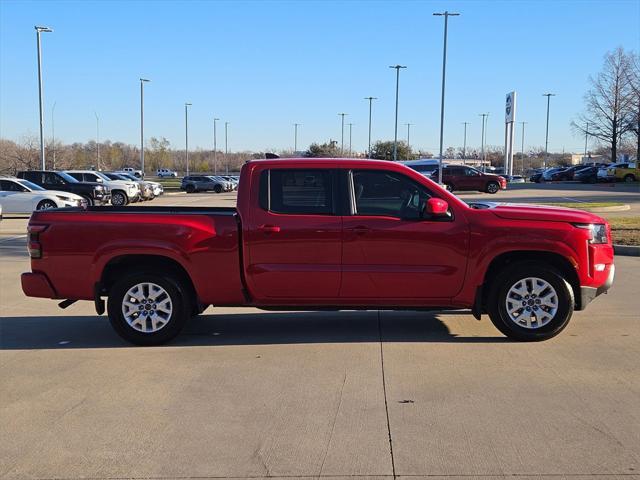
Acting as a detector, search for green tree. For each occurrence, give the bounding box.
[370,140,415,161]
[306,140,341,158]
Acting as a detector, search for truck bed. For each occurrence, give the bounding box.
[25,206,246,306]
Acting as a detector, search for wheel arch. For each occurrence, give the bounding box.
[479,250,581,312]
[99,254,198,311]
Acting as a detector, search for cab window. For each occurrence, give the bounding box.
[259,169,334,215]
[352,170,431,220]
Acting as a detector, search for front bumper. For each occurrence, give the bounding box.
[578,263,615,310]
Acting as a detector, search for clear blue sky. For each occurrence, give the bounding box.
[1,0,638,154]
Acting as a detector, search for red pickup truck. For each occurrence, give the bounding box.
[22,159,615,345]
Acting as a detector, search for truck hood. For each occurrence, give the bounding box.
[468,201,605,224]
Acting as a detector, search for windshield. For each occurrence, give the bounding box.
[17,179,46,191]
[94,171,112,182]
[57,171,79,183]
[119,173,138,181]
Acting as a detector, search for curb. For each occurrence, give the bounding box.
[614,244,640,256]
[588,205,631,213]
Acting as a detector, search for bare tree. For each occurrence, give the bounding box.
[572,47,636,161]
[626,52,640,160]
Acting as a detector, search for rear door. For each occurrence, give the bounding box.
[244,168,343,301]
[341,169,469,300]
[0,180,33,213]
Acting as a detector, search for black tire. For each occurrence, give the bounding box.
[444,183,454,192]
[185,184,195,194]
[486,181,500,194]
[107,271,192,345]
[111,190,129,206]
[487,261,574,341]
[624,174,636,183]
[81,195,94,206]
[214,184,223,194]
[36,199,57,210]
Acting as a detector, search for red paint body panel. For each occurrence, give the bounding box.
[23,158,614,314]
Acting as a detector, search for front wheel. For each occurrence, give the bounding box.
[111,191,129,206]
[486,181,500,194]
[81,195,94,206]
[624,174,636,183]
[214,184,223,193]
[36,199,57,210]
[487,262,574,341]
[107,272,192,345]
[185,184,196,194]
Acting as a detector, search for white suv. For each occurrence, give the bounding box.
[156,168,177,178]
[65,170,141,206]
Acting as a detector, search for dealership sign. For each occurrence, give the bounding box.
[505,91,516,123]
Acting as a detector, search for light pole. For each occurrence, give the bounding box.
[294,123,301,152]
[433,11,459,184]
[225,121,229,174]
[520,121,527,174]
[213,118,219,174]
[584,121,589,159]
[51,101,56,169]
[348,123,353,157]
[184,103,192,175]
[389,65,407,161]
[405,123,413,153]
[139,78,150,174]
[543,93,556,169]
[364,96,377,157]
[94,111,100,170]
[462,122,469,164]
[338,113,348,155]
[479,113,488,164]
[35,26,53,170]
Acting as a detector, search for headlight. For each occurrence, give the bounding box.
[55,195,70,202]
[574,223,608,244]
[95,185,104,191]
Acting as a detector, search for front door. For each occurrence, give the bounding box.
[341,169,469,301]
[245,168,343,301]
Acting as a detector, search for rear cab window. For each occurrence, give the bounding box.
[259,169,335,215]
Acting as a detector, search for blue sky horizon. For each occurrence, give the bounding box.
[1,0,639,154]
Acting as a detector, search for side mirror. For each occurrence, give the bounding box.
[424,197,449,216]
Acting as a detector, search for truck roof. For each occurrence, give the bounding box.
[245,158,410,169]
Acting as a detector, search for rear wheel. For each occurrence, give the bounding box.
[624,174,636,182]
[36,199,57,210]
[486,181,500,194]
[111,190,128,206]
[107,272,192,345]
[487,262,574,341]
[185,184,195,194]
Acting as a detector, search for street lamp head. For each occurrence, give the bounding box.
[214,117,220,121]
[389,65,407,69]
[185,102,192,106]
[433,11,460,16]
[140,78,150,82]
[543,93,556,97]
[35,26,53,32]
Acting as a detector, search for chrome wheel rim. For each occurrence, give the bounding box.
[122,282,172,333]
[487,183,498,193]
[505,277,558,329]
[38,201,56,210]
[112,193,125,205]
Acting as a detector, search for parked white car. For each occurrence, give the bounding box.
[115,172,164,197]
[0,177,85,214]
[156,168,177,178]
[65,170,141,206]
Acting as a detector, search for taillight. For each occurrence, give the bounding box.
[27,225,47,259]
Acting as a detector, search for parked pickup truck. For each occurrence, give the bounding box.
[21,158,615,345]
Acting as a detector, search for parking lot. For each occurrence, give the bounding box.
[1,184,639,479]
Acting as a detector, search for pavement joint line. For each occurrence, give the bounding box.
[317,371,347,479]
[0,234,27,243]
[378,310,397,480]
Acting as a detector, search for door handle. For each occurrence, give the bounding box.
[258,224,281,234]
[350,226,370,235]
